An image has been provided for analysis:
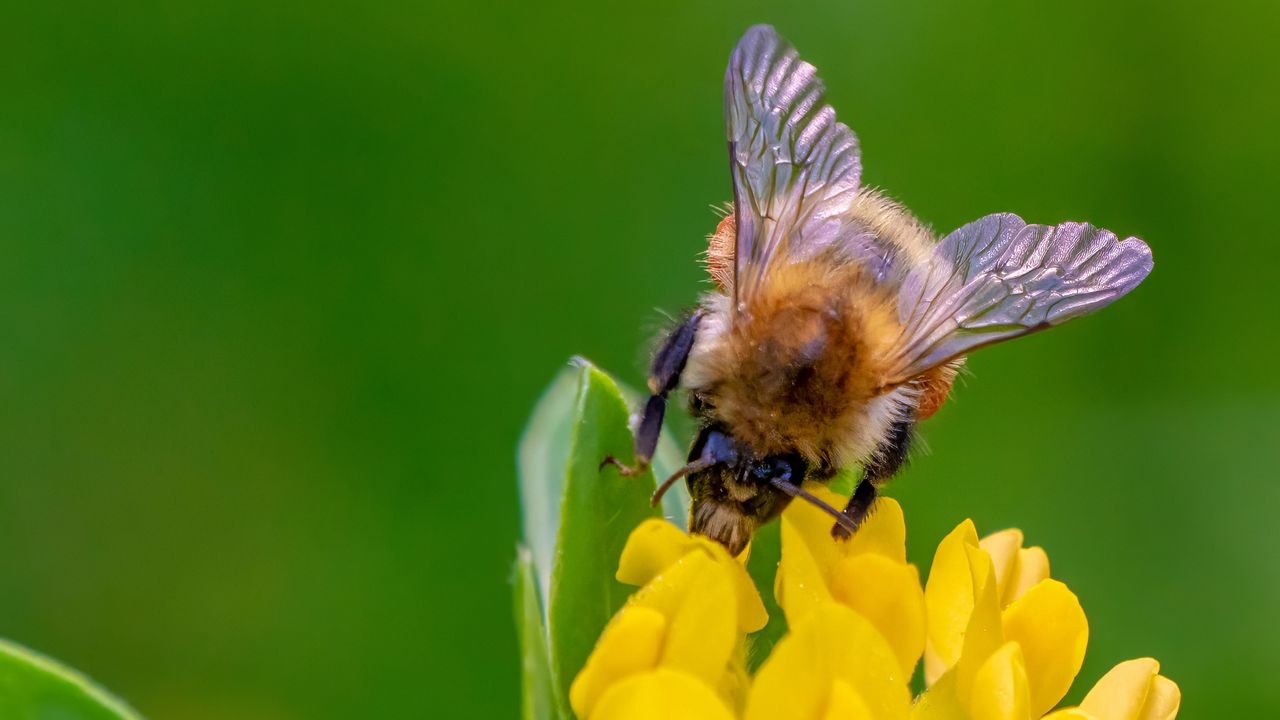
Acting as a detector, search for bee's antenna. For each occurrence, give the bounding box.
[769,478,858,534]
[651,459,715,507]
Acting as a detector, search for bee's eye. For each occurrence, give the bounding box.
[773,458,793,482]
[752,457,793,482]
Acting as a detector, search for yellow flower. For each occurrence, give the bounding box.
[1045,658,1181,720]
[776,485,926,678]
[569,519,764,719]
[915,519,1088,718]
[745,600,912,720]
[567,504,1180,720]
[615,518,767,633]
[913,520,1181,720]
[587,669,734,720]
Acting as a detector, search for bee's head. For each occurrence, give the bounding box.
[679,427,804,556]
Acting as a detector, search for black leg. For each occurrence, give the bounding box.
[831,417,914,539]
[602,310,703,476]
[831,478,878,540]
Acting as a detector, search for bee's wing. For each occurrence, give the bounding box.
[884,213,1153,384]
[725,25,872,307]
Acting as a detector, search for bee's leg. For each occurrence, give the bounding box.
[831,478,878,541]
[601,310,704,476]
[832,417,914,540]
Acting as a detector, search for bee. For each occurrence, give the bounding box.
[603,25,1153,555]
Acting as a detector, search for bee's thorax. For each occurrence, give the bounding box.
[684,262,914,468]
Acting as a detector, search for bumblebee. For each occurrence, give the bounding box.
[605,25,1152,555]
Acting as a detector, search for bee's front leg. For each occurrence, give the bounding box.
[832,417,915,540]
[601,310,704,476]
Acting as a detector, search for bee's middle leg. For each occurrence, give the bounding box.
[832,417,914,540]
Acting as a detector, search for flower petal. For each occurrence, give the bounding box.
[979,529,1051,608]
[926,520,1006,696]
[778,514,836,625]
[1141,676,1181,720]
[924,520,982,684]
[824,678,874,720]
[829,553,926,677]
[1011,546,1049,603]
[690,535,769,633]
[979,529,1024,606]
[617,519,768,633]
[628,551,738,688]
[781,484,850,578]
[910,671,967,720]
[1042,710,1098,720]
[952,545,1005,701]
[1001,579,1088,716]
[1079,658,1181,720]
[967,641,1031,720]
[590,668,735,720]
[616,519,693,586]
[747,602,912,720]
[569,606,666,718]
[845,496,909,563]
[782,486,909,567]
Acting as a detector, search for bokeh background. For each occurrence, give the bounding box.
[2,0,1278,717]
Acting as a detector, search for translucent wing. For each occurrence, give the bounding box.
[885,213,1153,383]
[725,25,868,307]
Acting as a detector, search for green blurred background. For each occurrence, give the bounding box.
[2,0,1277,717]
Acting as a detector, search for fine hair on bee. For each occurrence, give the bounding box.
[601,24,1153,556]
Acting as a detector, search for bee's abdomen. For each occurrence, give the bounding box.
[914,359,963,420]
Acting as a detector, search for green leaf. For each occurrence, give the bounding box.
[744,519,787,671]
[520,366,692,601]
[546,359,662,708]
[513,546,562,720]
[516,359,692,715]
[517,367,579,615]
[0,638,140,719]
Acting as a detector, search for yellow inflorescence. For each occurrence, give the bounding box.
[569,488,1180,720]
